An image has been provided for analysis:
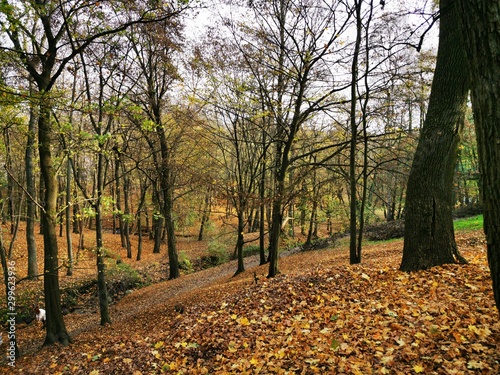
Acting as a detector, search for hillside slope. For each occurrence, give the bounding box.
[3,230,500,374]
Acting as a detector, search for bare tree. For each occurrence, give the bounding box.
[0,0,188,344]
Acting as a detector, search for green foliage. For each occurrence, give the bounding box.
[207,240,230,265]
[241,245,261,258]
[106,261,144,293]
[178,251,193,273]
[454,215,483,231]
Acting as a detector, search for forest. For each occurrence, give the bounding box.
[0,0,500,373]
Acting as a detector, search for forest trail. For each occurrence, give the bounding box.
[5,230,500,374]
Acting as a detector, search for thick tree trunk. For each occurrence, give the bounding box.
[164,188,179,279]
[157,126,180,279]
[400,0,468,271]
[267,159,286,277]
[267,197,282,278]
[456,0,500,312]
[39,104,71,346]
[198,190,211,241]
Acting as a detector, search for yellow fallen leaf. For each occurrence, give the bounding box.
[414,332,426,339]
[154,341,164,349]
[413,364,424,373]
[89,370,100,375]
[250,357,260,365]
[239,317,250,326]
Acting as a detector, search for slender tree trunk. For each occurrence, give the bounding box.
[349,0,362,265]
[66,158,73,276]
[39,103,71,346]
[114,154,126,247]
[233,211,245,277]
[356,2,373,257]
[95,151,111,325]
[123,174,132,259]
[400,0,468,271]
[457,0,500,312]
[26,83,38,279]
[259,130,267,265]
[136,211,143,261]
[3,127,15,234]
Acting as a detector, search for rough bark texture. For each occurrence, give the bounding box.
[400,0,468,271]
[456,0,500,312]
[39,104,71,346]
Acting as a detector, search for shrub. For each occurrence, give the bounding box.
[364,220,405,241]
[178,251,193,273]
[207,240,230,265]
[106,261,143,298]
[243,245,261,257]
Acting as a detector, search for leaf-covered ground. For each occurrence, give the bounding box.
[3,230,500,374]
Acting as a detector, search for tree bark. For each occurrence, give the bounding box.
[39,103,71,346]
[456,0,500,312]
[349,0,363,265]
[233,211,246,277]
[26,81,38,279]
[95,150,111,325]
[400,0,468,271]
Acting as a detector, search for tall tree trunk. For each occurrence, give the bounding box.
[3,127,15,234]
[267,150,286,277]
[136,211,143,261]
[26,82,38,279]
[157,127,180,279]
[66,158,73,276]
[400,0,468,271]
[39,103,71,346]
[123,174,132,259]
[259,128,267,265]
[95,151,111,325]
[457,0,500,312]
[114,152,126,247]
[349,0,363,265]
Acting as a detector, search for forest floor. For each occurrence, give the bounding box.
[0,226,499,374]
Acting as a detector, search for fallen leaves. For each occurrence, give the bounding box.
[4,231,500,374]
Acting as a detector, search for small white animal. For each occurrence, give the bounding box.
[34,307,46,328]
